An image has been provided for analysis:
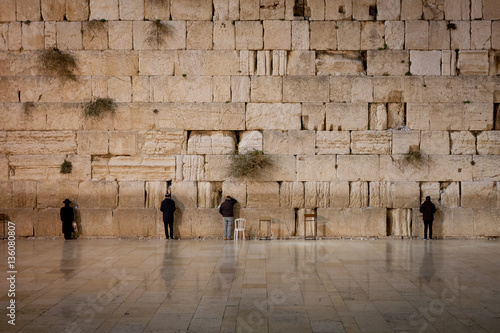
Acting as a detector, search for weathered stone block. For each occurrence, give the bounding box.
[101,50,138,77]
[464,103,494,130]
[0,0,16,21]
[440,182,459,208]
[77,131,109,155]
[66,0,89,20]
[238,208,295,239]
[0,182,12,208]
[151,76,211,103]
[329,77,351,103]
[176,155,205,181]
[473,209,500,236]
[420,131,450,155]
[492,21,500,50]
[4,131,76,155]
[305,182,330,208]
[118,181,144,208]
[235,21,262,50]
[405,21,428,50]
[83,20,109,50]
[471,21,491,50]
[78,181,118,209]
[360,21,385,50]
[337,21,361,50]
[56,22,82,50]
[384,21,405,50]
[2,209,34,237]
[260,0,285,19]
[301,103,325,131]
[317,208,386,237]
[428,155,472,182]
[410,51,442,76]
[297,155,336,182]
[34,209,61,237]
[462,181,497,208]
[392,181,420,208]
[16,0,41,21]
[250,76,282,103]
[369,181,392,208]
[457,50,489,75]
[170,181,197,210]
[37,181,79,209]
[138,51,175,76]
[119,0,143,20]
[263,20,290,50]
[176,50,239,76]
[420,182,440,203]
[292,21,309,50]
[310,21,337,50]
[198,182,221,208]
[109,131,136,156]
[326,103,368,131]
[231,76,250,102]
[287,51,315,76]
[9,155,90,181]
[187,131,236,155]
[450,21,471,49]
[283,76,329,102]
[377,0,401,20]
[13,181,37,208]
[477,131,500,155]
[246,182,280,208]
[337,155,379,181]
[92,156,176,181]
[369,103,387,130]
[325,0,352,20]
[213,76,231,102]
[351,77,373,103]
[351,131,391,154]
[387,209,412,237]
[7,22,21,51]
[139,129,186,155]
[239,0,259,20]
[429,20,450,50]
[222,181,247,208]
[22,22,44,50]
[263,130,315,155]
[352,0,376,20]
[317,51,364,76]
[145,181,167,209]
[112,208,156,237]
[238,131,263,154]
[169,0,212,20]
[279,182,304,209]
[349,181,369,208]
[246,103,301,130]
[451,131,476,155]
[315,131,350,155]
[214,21,235,50]
[78,209,113,236]
[330,181,349,208]
[392,130,420,155]
[367,50,409,76]
[186,21,212,50]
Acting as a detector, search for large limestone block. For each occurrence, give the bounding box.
[187,131,236,155]
[420,182,440,203]
[360,21,385,50]
[292,20,309,50]
[0,182,12,208]
[392,130,420,154]
[170,181,197,210]
[302,103,325,131]
[279,182,304,208]
[250,76,282,103]
[263,130,315,155]
[297,155,336,182]
[238,208,295,239]
[101,50,139,77]
[451,21,471,49]
[239,0,259,20]
[493,21,500,50]
[316,131,350,155]
[231,76,250,102]
[22,22,44,50]
[198,182,222,208]
[283,76,329,103]
[477,131,500,155]
[317,51,364,76]
[330,181,349,208]
[440,182,460,208]
[329,77,351,103]
[89,0,119,20]
[337,21,361,50]
[138,51,175,75]
[177,208,221,238]
[4,131,76,155]
[186,21,213,50]
[429,20,450,50]
[7,22,22,51]
[428,155,472,181]
[20,77,91,103]
[212,76,231,102]
[351,77,373,103]
[246,103,301,130]
[222,181,246,207]
[351,131,391,154]
[410,51,442,76]
[78,181,117,209]
[337,155,379,181]
[66,0,89,21]
[405,21,428,50]
[444,0,470,20]
[157,103,245,130]
[420,131,450,155]
[83,20,109,50]
[9,155,90,181]
[317,208,386,237]
[352,0,376,20]
[144,0,170,20]
[471,21,491,50]
[325,0,352,20]
[263,20,291,50]
[287,51,316,76]
[326,103,368,131]
[171,0,212,20]
[305,182,330,208]
[388,103,404,129]
[176,155,205,181]
[377,0,401,20]
[151,76,212,103]
[457,51,489,75]
[464,103,494,130]
[16,0,41,21]
[1,209,34,237]
[349,181,369,208]
[118,181,144,208]
[145,181,167,209]
[439,208,473,238]
[214,21,235,50]
[238,131,263,154]
[36,181,79,209]
[119,0,144,20]
[401,0,422,20]
[387,209,412,237]
[13,181,37,208]
[310,21,337,50]
[451,131,476,155]
[369,181,392,208]
[112,208,156,237]
[246,182,280,208]
[415,76,464,102]
[213,0,239,21]
[0,0,16,21]
[473,209,500,236]
[34,209,61,237]
[367,50,408,76]
[380,155,428,181]
[92,156,176,181]
[77,131,109,155]
[483,0,500,19]
[461,181,497,208]
[78,209,113,236]
[42,0,66,21]
[109,131,136,156]
[139,129,186,155]
[392,181,420,208]
[384,21,405,50]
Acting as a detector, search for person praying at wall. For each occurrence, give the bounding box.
[219,196,237,240]
[160,193,176,240]
[420,196,437,240]
[60,198,75,240]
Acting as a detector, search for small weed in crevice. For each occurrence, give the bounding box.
[447,23,457,30]
[400,145,424,168]
[227,150,272,179]
[60,159,73,174]
[38,48,78,80]
[23,102,35,115]
[84,98,117,118]
[146,20,170,47]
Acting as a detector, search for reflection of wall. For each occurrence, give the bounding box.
[1,0,499,238]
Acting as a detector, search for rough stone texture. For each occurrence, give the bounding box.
[317,208,386,237]
[388,209,412,237]
[250,76,282,102]
[79,209,113,236]
[457,51,490,75]
[316,51,364,76]
[361,21,385,50]
[367,50,408,76]
[36,181,79,209]
[140,130,186,155]
[283,76,329,103]
[246,103,301,130]
[176,155,205,181]
[170,0,212,20]
[198,182,221,208]
[451,131,476,155]
[310,21,337,50]
[304,182,329,209]
[187,131,236,155]
[477,131,500,155]
[392,130,420,155]
[410,51,442,76]
[302,103,325,131]
[297,155,336,181]
[222,181,246,207]
[263,20,291,50]
[349,181,369,208]
[92,156,176,181]
[462,181,497,208]
[351,131,391,154]
[392,181,420,208]
[279,182,304,209]
[78,181,118,209]
[113,208,156,236]
[3,131,76,155]
[246,182,280,208]
[420,131,450,155]
[238,131,263,154]
[330,181,350,208]
[337,155,379,181]
[238,208,295,239]
[263,130,315,155]
[315,131,350,155]
[326,103,368,131]
[369,181,392,208]
[287,51,315,76]
[12,181,37,208]
[441,182,460,208]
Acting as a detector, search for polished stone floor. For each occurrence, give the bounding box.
[1,238,499,333]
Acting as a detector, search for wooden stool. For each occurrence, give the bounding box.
[258,217,272,240]
[304,213,317,240]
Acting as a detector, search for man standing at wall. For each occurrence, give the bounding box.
[219,196,237,240]
[420,196,437,240]
[60,199,75,240]
[160,193,176,240]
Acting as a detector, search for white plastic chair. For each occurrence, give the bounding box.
[234,218,246,240]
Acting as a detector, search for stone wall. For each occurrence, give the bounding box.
[1,0,499,239]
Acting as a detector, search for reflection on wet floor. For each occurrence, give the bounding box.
[1,238,499,332]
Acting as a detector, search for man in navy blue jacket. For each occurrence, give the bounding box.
[219,196,237,240]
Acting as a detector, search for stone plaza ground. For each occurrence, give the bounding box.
[1,238,500,332]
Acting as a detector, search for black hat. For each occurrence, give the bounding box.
[63,198,71,204]
[426,196,431,200]
[165,193,171,197]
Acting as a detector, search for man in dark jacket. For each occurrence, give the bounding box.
[60,198,74,240]
[420,196,437,240]
[219,196,237,240]
[160,193,176,239]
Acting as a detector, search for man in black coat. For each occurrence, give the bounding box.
[60,198,74,240]
[419,196,437,240]
[160,193,176,239]
[219,196,237,240]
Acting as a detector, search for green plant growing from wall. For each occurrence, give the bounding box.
[146,20,169,47]
[84,98,117,118]
[38,48,78,80]
[60,159,73,174]
[227,150,272,178]
[400,145,424,168]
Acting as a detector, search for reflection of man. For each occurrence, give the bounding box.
[160,193,176,240]
[420,196,436,240]
[219,196,237,240]
[60,198,74,240]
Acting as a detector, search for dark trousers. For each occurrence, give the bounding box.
[164,221,173,239]
[423,220,433,239]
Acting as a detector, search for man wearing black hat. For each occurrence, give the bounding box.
[420,196,437,240]
[60,198,74,240]
[160,193,176,239]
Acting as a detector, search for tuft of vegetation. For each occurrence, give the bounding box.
[23,102,35,115]
[146,20,169,47]
[400,145,424,167]
[227,150,272,178]
[84,98,117,118]
[463,100,470,104]
[447,23,457,30]
[38,48,78,80]
[86,19,107,38]
[60,159,73,174]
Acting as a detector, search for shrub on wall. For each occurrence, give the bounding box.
[84,98,117,118]
[60,159,73,174]
[227,150,272,178]
[38,48,78,80]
